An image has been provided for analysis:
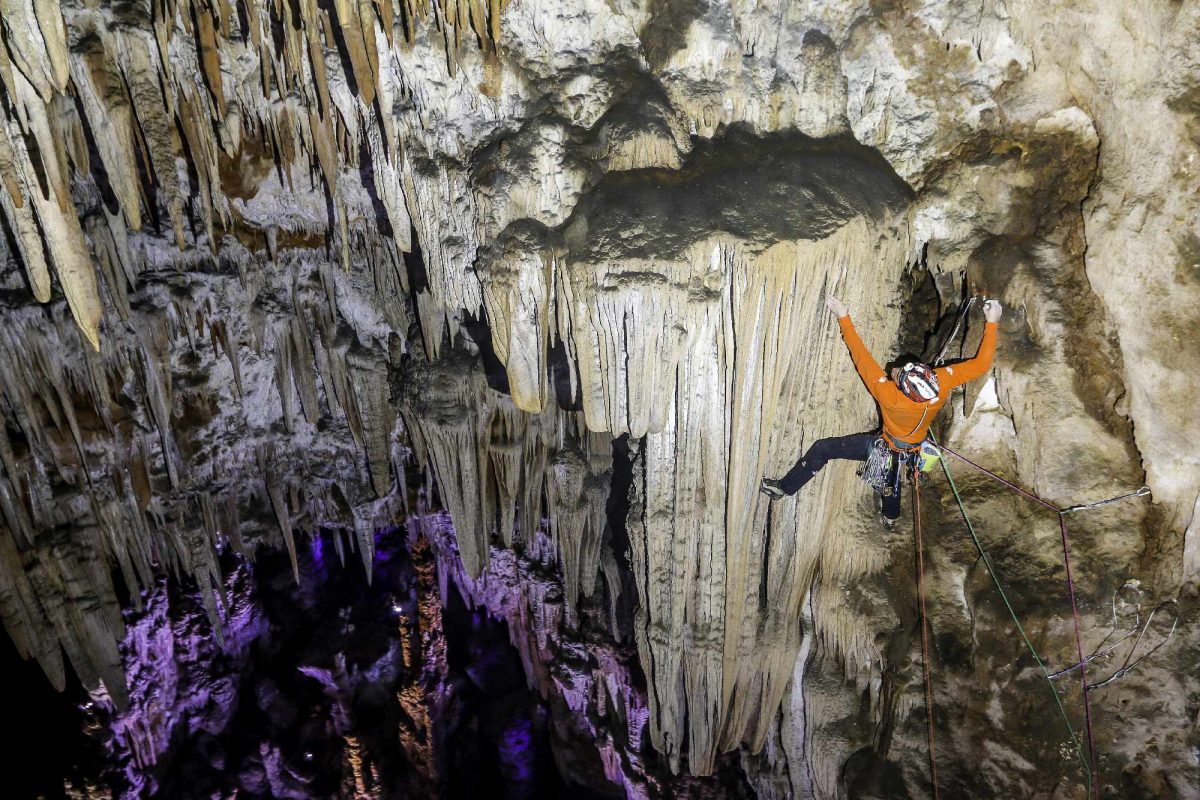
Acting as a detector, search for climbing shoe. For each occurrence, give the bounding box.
[760,478,786,500]
[880,515,898,530]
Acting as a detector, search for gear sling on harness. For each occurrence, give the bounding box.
[858,407,941,495]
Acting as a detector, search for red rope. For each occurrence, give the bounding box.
[913,470,941,800]
[935,445,1059,512]
[937,443,1100,799]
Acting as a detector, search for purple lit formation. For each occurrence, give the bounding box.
[73,516,737,797]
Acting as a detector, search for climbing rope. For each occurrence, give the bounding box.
[932,440,1155,800]
[912,468,941,800]
[896,291,1156,796]
[1047,584,1146,680]
[1054,506,1100,800]
[928,434,1101,798]
[931,295,977,366]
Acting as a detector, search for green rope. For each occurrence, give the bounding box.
[930,433,1092,793]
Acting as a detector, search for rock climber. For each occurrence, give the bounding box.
[761,294,1002,525]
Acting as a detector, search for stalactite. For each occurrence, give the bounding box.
[400,153,484,357]
[288,316,322,425]
[0,0,509,361]
[261,445,300,582]
[0,199,425,703]
[478,227,555,413]
[619,219,912,773]
[401,345,612,592]
[3,71,102,348]
[71,35,143,231]
[0,0,66,101]
[401,352,492,577]
[545,434,611,616]
[272,321,300,433]
[117,29,187,250]
[0,119,52,302]
[0,524,68,690]
[349,354,394,498]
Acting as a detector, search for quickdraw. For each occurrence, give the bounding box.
[858,437,894,495]
[932,293,977,366]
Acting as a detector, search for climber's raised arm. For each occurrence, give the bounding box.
[826,295,887,397]
[940,299,1002,389]
[767,299,1004,522]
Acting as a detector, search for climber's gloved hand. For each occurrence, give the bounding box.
[983,298,1003,323]
[825,295,849,319]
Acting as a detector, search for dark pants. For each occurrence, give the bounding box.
[778,431,903,519]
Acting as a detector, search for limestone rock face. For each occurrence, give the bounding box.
[0,0,1197,797]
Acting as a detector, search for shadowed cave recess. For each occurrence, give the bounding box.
[1,1,1199,798]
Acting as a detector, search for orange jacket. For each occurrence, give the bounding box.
[838,316,998,448]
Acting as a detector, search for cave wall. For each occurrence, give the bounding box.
[0,0,1197,797]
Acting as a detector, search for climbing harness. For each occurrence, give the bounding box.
[858,436,934,495]
[863,401,937,491]
[859,428,940,496]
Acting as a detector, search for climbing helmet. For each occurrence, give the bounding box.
[896,362,940,402]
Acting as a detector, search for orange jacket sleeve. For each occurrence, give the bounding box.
[838,316,888,398]
[940,322,998,389]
